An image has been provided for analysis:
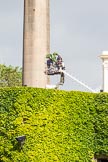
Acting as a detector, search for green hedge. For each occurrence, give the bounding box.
[0,87,108,162]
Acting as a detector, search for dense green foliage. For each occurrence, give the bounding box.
[0,87,108,162]
[0,64,22,87]
[94,93,108,155]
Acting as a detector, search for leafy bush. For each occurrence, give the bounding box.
[0,64,22,87]
[0,87,108,162]
[94,93,108,155]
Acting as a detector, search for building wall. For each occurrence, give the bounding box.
[100,52,108,92]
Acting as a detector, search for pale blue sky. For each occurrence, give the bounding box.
[0,0,108,91]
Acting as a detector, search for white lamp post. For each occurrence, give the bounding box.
[100,51,108,92]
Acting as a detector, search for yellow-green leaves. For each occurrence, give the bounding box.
[0,87,108,162]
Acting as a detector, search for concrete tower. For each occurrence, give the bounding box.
[100,51,108,92]
[23,0,50,88]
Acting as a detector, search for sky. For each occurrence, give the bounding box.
[0,0,108,92]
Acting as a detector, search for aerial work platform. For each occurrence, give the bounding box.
[45,52,65,88]
[45,53,96,92]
